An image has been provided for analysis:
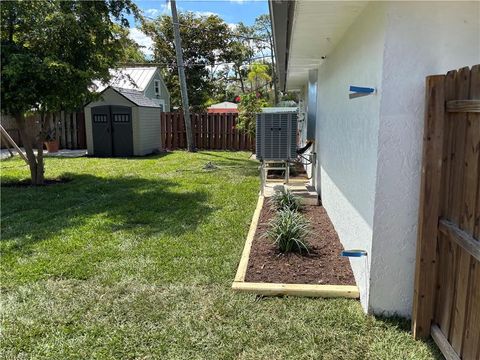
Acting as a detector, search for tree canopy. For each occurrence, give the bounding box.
[0,0,139,184]
[1,0,139,115]
[142,12,278,110]
[143,12,234,110]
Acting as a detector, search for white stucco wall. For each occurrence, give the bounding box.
[306,1,479,316]
[369,1,480,317]
[314,3,387,311]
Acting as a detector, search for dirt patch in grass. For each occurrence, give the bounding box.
[1,177,72,188]
[245,203,356,285]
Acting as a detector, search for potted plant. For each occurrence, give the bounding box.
[44,128,59,153]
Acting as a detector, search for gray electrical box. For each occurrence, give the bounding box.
[256,112,297,161]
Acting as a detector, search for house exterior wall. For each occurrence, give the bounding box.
[144,71,171,112]
[136,107,162,155]
[313,2,387,311]
[301,1,479,316]
[370,1,480,317]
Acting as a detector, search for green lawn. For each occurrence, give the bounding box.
[1,151,440,359]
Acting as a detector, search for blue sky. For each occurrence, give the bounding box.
[136,0,268,25]
[128,0,269,57]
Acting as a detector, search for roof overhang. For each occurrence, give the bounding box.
[269,0,295,92]
[270,1,368,91]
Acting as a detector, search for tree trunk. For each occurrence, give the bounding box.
[267,31,279,105]
[236,66,246,94]
[15,113,45,185]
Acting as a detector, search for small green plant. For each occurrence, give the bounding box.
[266,208,310,254]
[270,189,303,212]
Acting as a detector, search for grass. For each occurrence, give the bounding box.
[1,151,440,359]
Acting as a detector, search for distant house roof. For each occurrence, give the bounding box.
[93,67,158,93]
[207,101,238,113]
[208,101,238,109]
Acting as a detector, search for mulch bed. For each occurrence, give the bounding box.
[1,177,72,188]
[245,202,356,285]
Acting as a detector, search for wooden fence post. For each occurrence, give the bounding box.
[72,112,78,149]
[412,75,446,339]
[60,111,66,148]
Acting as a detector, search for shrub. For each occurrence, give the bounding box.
[270,188,302,212]
[266,208,310,254]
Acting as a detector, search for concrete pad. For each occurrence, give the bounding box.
[263,180,319,205]
[1,148,87,160]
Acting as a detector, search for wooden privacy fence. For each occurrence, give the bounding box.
[53,111,87,150]
[160,112,254,151]
[0,111,86,150]
[412,65,480,360]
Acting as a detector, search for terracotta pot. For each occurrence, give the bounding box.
[45,140,59,153]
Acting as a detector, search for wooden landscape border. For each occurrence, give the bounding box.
[232,195,360,299]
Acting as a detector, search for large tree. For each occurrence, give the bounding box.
[252,14,278,104]
[218,16,277,105]
[1,0,139,185]
[143,12,242,110]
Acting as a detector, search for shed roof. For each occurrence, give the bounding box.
[114,88,160,108]
[85,86,161,108]
[93,67,158,93]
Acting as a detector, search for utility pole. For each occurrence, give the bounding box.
[171,0,194,151]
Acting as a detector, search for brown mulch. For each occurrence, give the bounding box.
[245,202,356,285]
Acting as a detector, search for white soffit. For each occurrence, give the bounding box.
[287,1,368,90]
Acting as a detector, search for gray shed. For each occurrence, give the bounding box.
[85,87,162,156]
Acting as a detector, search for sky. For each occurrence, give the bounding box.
[128,0,269,57]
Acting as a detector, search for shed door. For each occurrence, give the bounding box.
[91,106,112,157]
[111,106,133,157]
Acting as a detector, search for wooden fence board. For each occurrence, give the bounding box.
[214,114,220,149]
[439,219,480,261]
[230,114,235,148]
[431,324,461,360]
[449,249,471,353]
[450,67,470,225]
[413,65,480,360]
[160,113,254,151]
[447,100,480,113]
[469,65,480,239]
[435,233,457,336]
[412,75,446,339]
[442,70,457,219]
[194,114,200,149]
[460,63,480,360]
[461,260,480,359]
[447,67,474,355]
[201,114,205,148]
[165,113,171,149]
[221,115,226,149]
